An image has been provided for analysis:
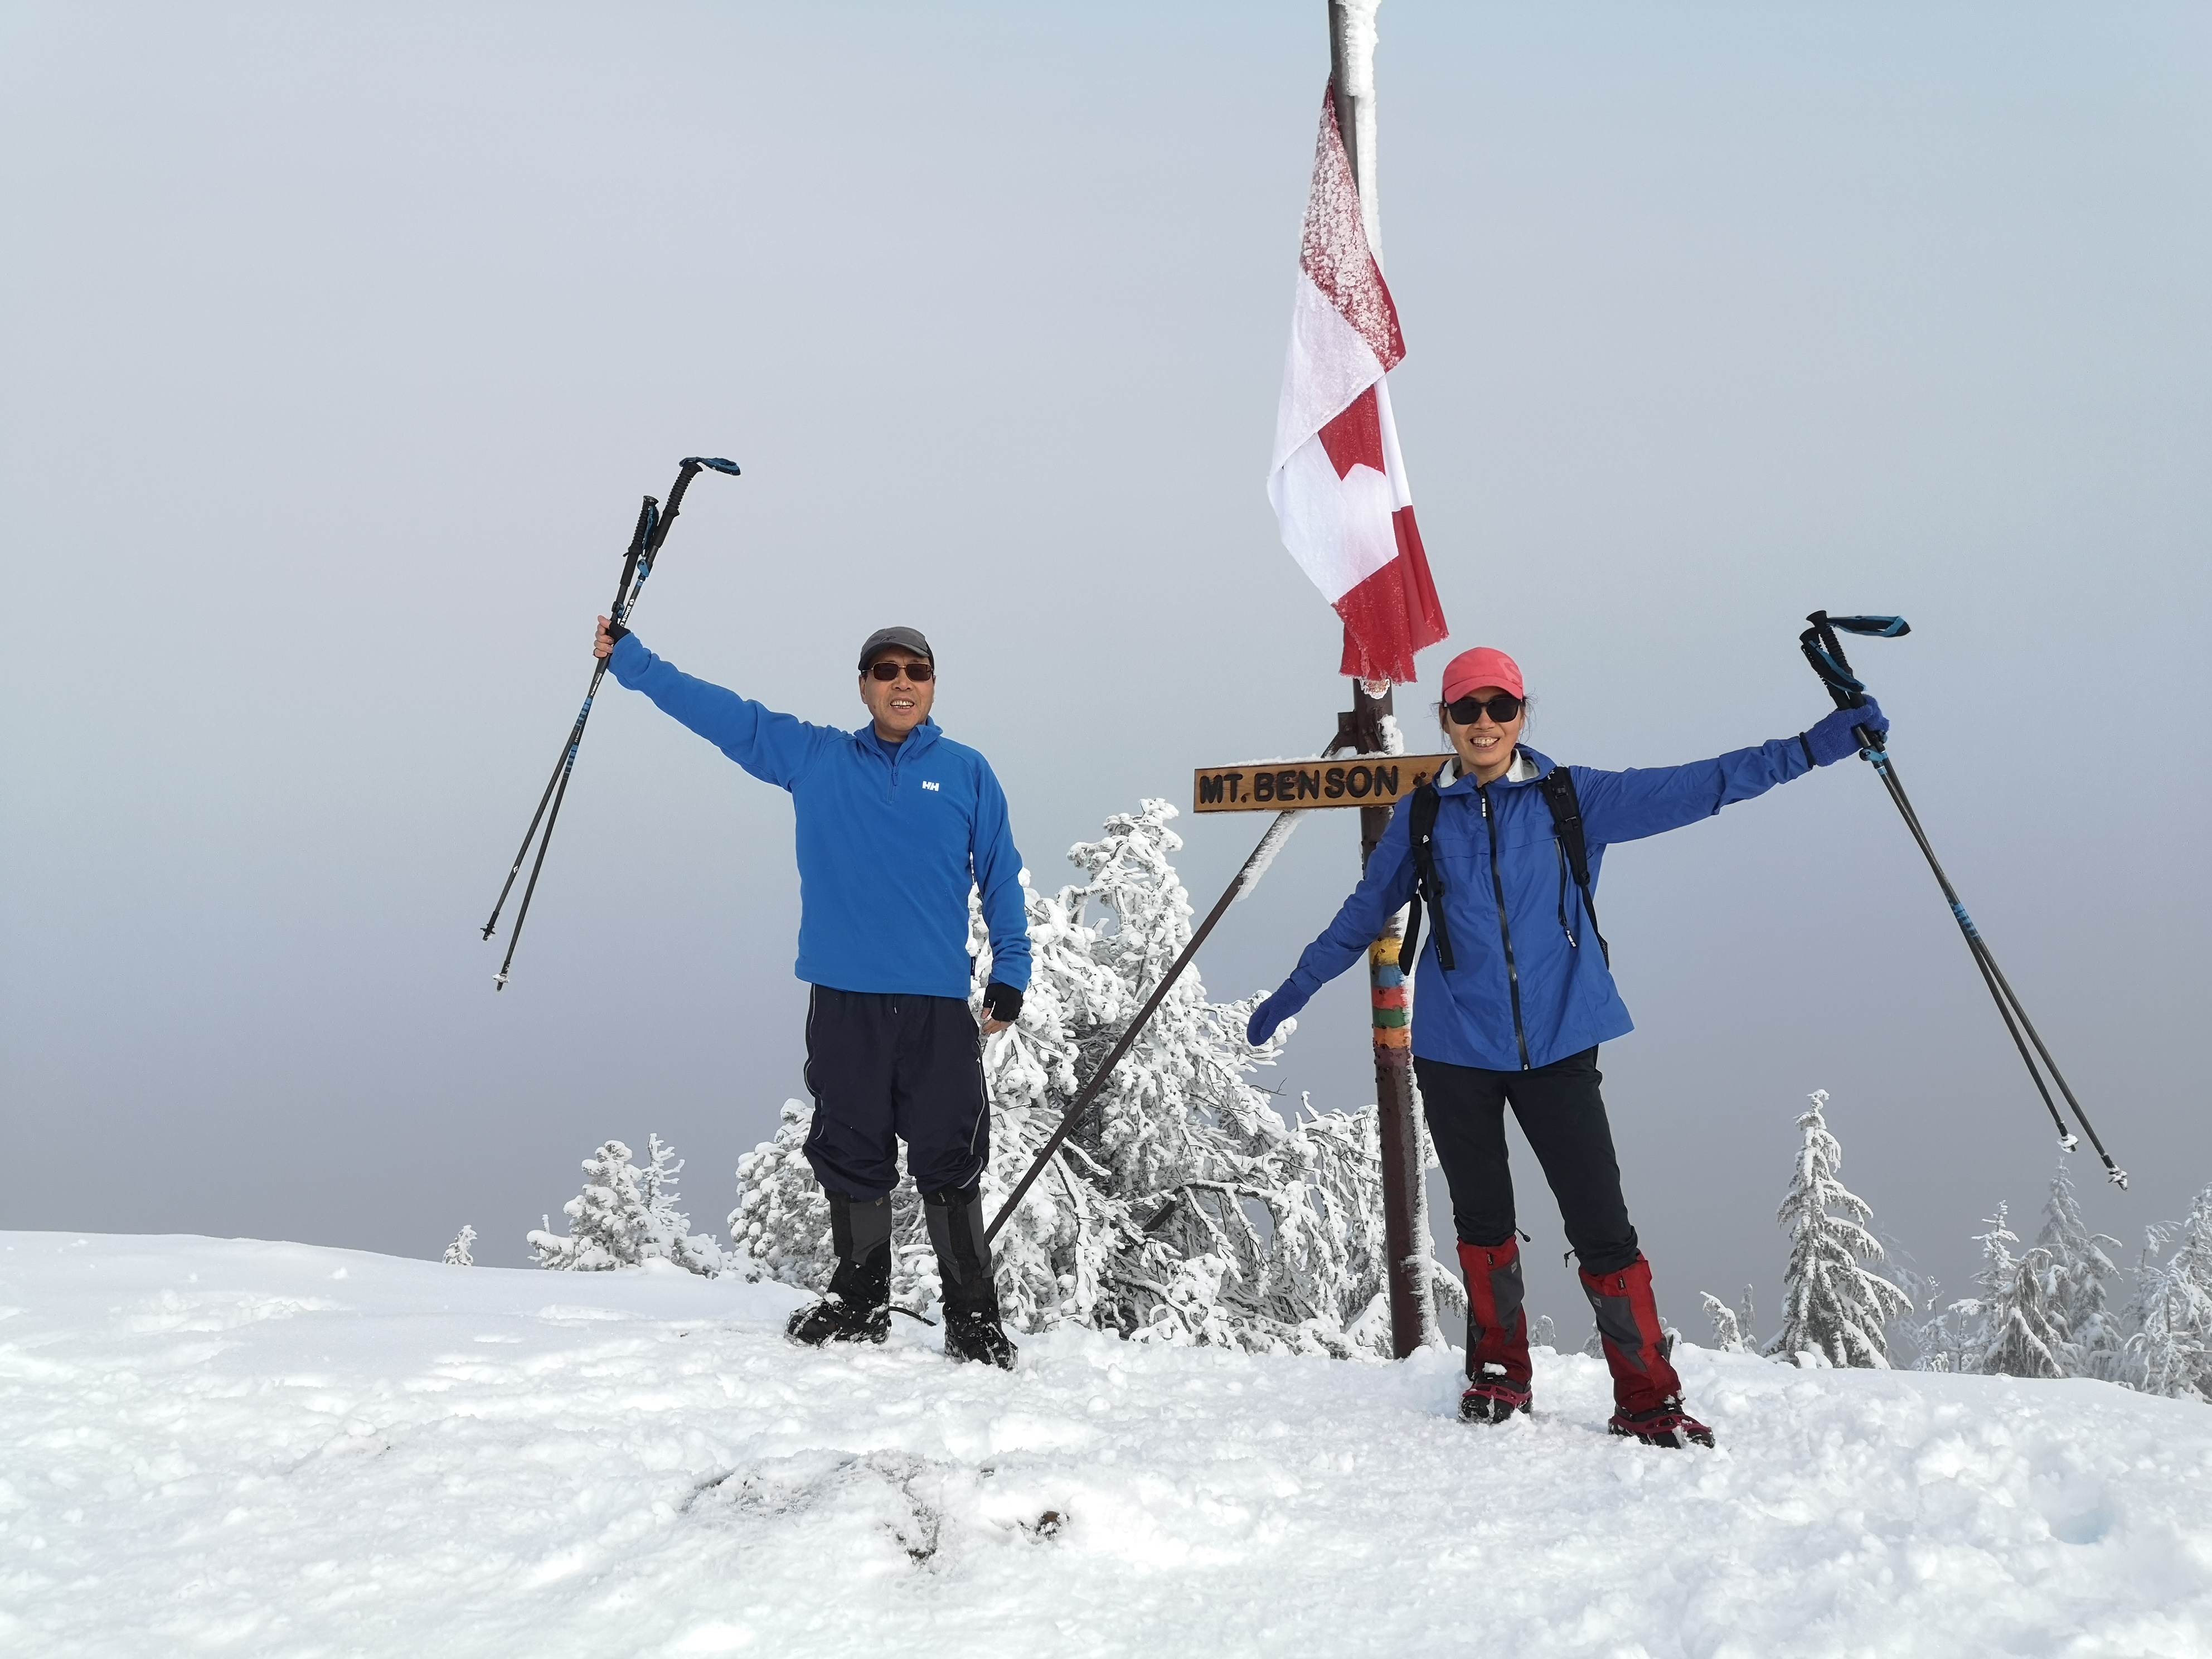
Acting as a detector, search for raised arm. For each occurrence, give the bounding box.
[1246,799,1418,1043]
[603,625,832,789]
[1571,701,1885,845]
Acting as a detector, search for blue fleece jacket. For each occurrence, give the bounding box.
[1275,735,1823,1071]
[609,633,1030,1000]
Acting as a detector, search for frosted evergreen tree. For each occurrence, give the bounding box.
[1767,1090,1911,1368]
[1700,1294,1745,1353]
[2036,1159,2122,1377]
[1959,1204,2065,1380]
[2122,1187,2212,1401]
[530,1136,724,1277]
[442,1225,477,1267]
[1903,1274,1970,1374]
[1700,1284,1757,1354]
[730,796,1462,1356]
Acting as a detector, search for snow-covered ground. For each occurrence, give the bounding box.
[4,1234,2209,1658]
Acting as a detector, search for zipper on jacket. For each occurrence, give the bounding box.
[1479,783,1532,1070]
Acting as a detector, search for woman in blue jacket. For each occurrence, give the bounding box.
[1246,646,1883,1446]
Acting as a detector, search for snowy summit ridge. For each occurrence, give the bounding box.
[5,1231,2211,1657]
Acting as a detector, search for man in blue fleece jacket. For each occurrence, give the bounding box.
[594,615,1031,1368]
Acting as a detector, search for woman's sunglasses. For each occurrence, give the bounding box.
[1445,693,1524,725]
[867,658,935,682]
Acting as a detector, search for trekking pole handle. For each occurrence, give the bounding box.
[609,495,658,623]
[1802,611,1863,707]
[1799,609,1903,756]
[644,457,738,561]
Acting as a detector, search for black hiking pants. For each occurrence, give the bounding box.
[802,987,989,1201]
[1414,1047,1641,1276]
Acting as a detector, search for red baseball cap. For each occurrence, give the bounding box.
[1441,646,1525,703]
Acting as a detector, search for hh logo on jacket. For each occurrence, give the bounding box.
[921,780,940,792]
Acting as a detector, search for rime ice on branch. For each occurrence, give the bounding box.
[729,798,1462,1355]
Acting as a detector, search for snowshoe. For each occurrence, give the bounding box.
[923,1182,1016,1369]
[1459,1369,1533,1424]
[787,1191,892,1347]
[1456,1237,1534,1424]
[1607,1398,1715,1449]
[785,1292,889,1347]
[942,1305,1018,1370]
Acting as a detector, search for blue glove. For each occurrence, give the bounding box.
[1804,697,1888,765]
[1246,988,1307,1046]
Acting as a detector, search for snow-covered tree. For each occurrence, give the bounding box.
[1903,1275,1969,1375]
[531,1136,724,1277]
[442,1225,476,1267]
[729,797,1462,1356]
[1768,1090,1911,1368]
[2122,1187,2212,1401]
[1956,1204,2065,1380]
[2036,1160,2122,1377]
[1700,1284,1757,1354]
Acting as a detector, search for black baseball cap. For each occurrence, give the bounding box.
[857,627,934,671]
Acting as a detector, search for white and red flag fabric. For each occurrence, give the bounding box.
[1267,88,1447,686]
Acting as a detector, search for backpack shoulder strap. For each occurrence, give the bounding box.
[1398,783,1454,973]
[1537,766,1590,888]
[1538,765,1611,966]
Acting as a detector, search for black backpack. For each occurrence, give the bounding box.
[1400,765,1611,974]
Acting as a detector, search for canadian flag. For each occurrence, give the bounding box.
[1267,88,1447,686]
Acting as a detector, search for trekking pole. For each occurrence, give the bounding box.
[482,457,740,989]
[984,804,1313,1244]
[1798,610,2126,1187]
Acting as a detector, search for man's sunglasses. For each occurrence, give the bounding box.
[1445,693,1524,725]
[867,658,935,682]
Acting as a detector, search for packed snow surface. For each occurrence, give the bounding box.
[5,1234,2210,1657]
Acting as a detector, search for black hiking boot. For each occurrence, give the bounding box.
[944,1304,1018,1369]
[924,1182,1017,1371]
[1608,1396,1716,1449]
[786,1191,892,1348]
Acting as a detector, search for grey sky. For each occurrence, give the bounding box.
[4,1,2208,1337]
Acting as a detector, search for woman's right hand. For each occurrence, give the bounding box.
[1247,990,1302,1046]
[594,615,617,659]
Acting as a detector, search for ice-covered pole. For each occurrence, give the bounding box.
[1325,0,1435,1359]
[1328,0,1383,268]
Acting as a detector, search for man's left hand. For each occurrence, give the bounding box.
[981,981,1023,1036]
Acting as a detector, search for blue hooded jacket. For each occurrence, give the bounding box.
[1274,735,1821,1071]
[609,633,1031,1000]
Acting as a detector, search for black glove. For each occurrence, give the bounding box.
[983,982,1023,1023]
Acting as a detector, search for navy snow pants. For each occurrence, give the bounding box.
[1414,1046,1642,1277]
[802,986,989,1201]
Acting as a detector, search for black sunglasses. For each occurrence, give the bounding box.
[1445,693,1524,725]
[866,658,934,682]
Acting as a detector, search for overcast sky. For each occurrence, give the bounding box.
[4,1,2208,1337]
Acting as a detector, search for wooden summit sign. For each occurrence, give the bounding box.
[1191,754,1455,813]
